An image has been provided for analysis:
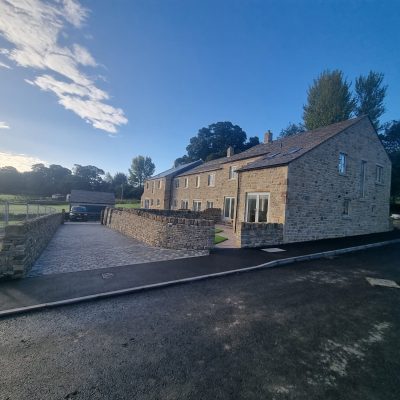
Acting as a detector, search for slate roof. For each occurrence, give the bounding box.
[239,116,366,172]
[149,159,203,180]
[69,190,115,205]
[176,116,366,176]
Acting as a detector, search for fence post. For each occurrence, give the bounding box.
[26,203,29,221]
[37,204,39,218]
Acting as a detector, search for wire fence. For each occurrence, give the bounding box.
[0,202,58,234]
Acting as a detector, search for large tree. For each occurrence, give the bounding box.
[354,71,387,131]
[303,70,355,130]
[72,164,105,191]
[174,121,259,166]
[129,156,155,188]
[279,122,305,138]
[379,120,400,202]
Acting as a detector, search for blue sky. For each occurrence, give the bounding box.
[0,0,399,175]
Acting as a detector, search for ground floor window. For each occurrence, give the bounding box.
[181,200,189,209]
[223,197,235,220]
[245,193,269,223]
[173,199,177,208]
[144,199,149,209]
[206,201,214,209]
[193,200,202,211]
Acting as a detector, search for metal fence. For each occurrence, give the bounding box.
[0,202,58,233]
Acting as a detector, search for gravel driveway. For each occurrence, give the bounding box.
[28,222,208,277]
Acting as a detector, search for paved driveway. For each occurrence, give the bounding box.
[1,245,400,400]
[28,222,208,277]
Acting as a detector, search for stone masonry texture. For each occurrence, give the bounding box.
[0,213,63,280]
[103,208,215,250]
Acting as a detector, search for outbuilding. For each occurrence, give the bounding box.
[69,190,115,220]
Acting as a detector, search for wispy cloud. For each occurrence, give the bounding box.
[0,151,47,172]
[0,121,10,129]
[0,60,11,69]
[0,0,127,133]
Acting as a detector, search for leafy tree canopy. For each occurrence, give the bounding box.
[303,69,355,130]
[354,71,387,131]
[174,121,259,166]
[129,155,155,187]
[279,122,305,138]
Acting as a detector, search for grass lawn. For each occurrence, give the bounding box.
[214,234,228,244]
[116,201,141,209]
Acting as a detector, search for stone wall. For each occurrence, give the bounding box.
[0,213,63,280]
[285,118,392,242]
[236,222,284,248]
[103,208,214,250]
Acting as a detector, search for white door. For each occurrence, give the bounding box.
[223,197,235,220]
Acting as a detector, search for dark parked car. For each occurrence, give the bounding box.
[69,206,88,222]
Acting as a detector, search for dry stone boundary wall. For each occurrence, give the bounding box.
[0,213,63,280]
[102,208,215,250]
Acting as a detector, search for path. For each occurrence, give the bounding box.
[28,222,208,277]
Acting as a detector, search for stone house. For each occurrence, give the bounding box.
[142,116,392,247]
[142,160,202,209]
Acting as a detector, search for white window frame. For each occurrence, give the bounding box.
[195,176,200,188]
[375,164,383,184]
[184,178,189,188]
[193,200,202,212]
[152,181,155,193]
[338,153,347,175]
[181,199,189,209]
[150,199,154,206]
[157,180,162,189]
[144,199,150,209]
[156,199,160,206]
[223,197,235,220]
[174,178,180,188]
[206,201,214,209]
[245,192,270,223]
[228,165,238,180]
[207,173,215,187]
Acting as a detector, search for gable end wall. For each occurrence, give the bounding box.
[284,118,391,242]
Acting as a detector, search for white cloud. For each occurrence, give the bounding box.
[0,121,10,129]
[0,0,127,133]
[0,152,47,172]
[0,60,10,69]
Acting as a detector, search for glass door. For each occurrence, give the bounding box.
[223,197,235,220]
[245,193,269,223]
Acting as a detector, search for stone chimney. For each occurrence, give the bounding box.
[227,146,234,157]
[264,130,273,144]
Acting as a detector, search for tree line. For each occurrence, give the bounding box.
[0,156,156,200]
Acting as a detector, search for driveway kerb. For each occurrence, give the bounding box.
[1,238,400,318]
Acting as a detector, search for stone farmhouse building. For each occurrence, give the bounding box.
[142,116,391,246]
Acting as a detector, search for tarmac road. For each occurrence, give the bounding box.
[0,244,399,400]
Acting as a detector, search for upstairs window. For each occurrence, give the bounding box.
[184,178,189,188]
[207,173,215,187]
[229,166,238,180]
[195,176,200,188]
[338,153,347,175]
[174,179,180,188]
[152,181,155,193]
[375,165,383,184]
[157,180,162,189]
[146,182,149,189]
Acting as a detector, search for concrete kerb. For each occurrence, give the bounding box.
[1,238,399,318]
